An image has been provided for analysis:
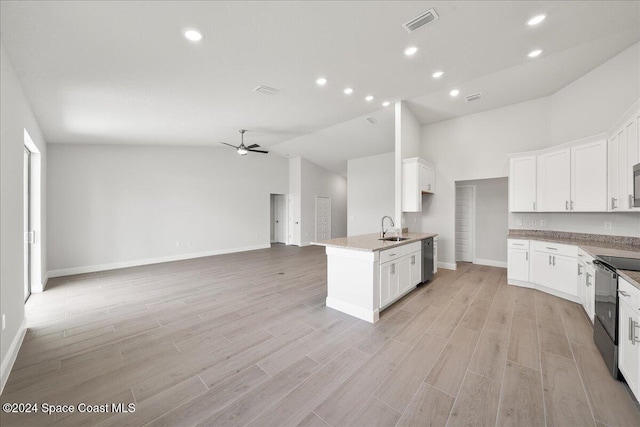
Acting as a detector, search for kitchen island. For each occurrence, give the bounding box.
[314,232,437,323]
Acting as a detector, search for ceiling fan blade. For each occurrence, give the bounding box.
[220,142,238,148]
[246,144,260,149]
[247,149,269,154]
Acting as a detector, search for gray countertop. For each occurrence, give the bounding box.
[313,232,437,252]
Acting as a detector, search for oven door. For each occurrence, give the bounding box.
[593,260,618,342]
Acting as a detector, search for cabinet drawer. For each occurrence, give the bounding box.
[508,239,529,249]
[379,241,421,264]
[530,240,577,257]
[619,277,640,310]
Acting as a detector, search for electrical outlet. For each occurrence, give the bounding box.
[516,218,523,226]
[540,220,546,227]
[2,314,5,331]
[604,222,612,230]
[531,220,537,226]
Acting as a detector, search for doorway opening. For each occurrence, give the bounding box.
[270,194,288,245]
[23,129,42,299]
[455,185,475,263]
[315,196,331,242]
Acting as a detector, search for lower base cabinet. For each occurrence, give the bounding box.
[618,277,640,402]
[379,243,421,309]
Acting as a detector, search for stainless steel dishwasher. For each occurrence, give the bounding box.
[421,237,434,283]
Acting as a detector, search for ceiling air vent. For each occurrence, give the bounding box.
[254,85,280,95]
[365,116,378,125]
[402,8,439,33]
[465,92,482,103]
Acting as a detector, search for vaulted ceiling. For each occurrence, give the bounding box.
[1,1,638,175]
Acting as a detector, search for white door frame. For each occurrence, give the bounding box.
[455,185,475,263]
[315,196,331,242]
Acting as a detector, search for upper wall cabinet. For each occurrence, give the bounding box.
[402,158,435,212]
[608,106,640,212]
[509,156,537,212]
[537,148,571,212]
[509,139,608,213]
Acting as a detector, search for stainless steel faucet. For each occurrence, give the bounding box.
[381,216,395,238]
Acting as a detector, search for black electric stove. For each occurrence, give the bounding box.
[596,255,640,272]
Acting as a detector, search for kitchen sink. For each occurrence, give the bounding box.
[378,236,410,242]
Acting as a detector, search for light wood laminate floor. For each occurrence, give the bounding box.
[1,244,639,426]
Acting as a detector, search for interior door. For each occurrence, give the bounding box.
[23,147,31,302]
[315,196,331,242]
[274,195,287,243]
[288,194,300,246]
[455,186,474,262]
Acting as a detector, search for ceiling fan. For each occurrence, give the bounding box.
[220,130,268,156]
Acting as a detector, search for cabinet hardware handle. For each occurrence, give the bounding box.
[630,317,634,343]
[552,256,556,266]
[548,255,551,265]
[577,265,582,275]
[633,320,640,345]
[513,243,524,246]
[618,290,630,297]
[411,256,415,265]
[586,272,591,287]
[546,247,558,250]
[533,201,536,210]
[391,264,395,275]
[565,200,569,210]
[630,195,634,209]
[390,253,396,257]
[611,197,617,210]
[525,252,528,261]
[570,200,574,210]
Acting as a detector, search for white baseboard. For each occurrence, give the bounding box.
[1,318,27,395]
[48,244,271,278]
[31,271,48,293]
[326,297,379,323]
[474,258,508,269]
[438,262,457,270]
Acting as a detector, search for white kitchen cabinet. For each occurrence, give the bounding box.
[402,158,436,212]
[507,239,530,282]
[571,139,608,211]
[577,250,596,323]
[529,241,578,299]
[509,156,537,212]
[618,277,640,401]
[609,106,640,211]
[537,149,571,212]
[379,242,422,309]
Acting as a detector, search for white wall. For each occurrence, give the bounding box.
[550,43,640,144]
[299,158,347,244]
[457,178,509,266]
[421,97,551,267]
[0,43,47,388]
[421,44,640,267]
[347,152,395,236]
[47,144,289,274]
[396,102,423,231]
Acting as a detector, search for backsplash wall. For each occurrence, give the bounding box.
[508,212,640,238]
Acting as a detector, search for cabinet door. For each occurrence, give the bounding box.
[585,266,595,323]
[537,149,571,212]
[510,156,537,212]
[626,115,639,211]
[402,163,421,212]
[608,136,620,211]
[399,255,413,294]
[571,140,607,211]
[507,248,529,282]
[380,262,393,308]
[420,166,435,193]
[617,127,630,210]
[577,261,586,307]
[531,251,553,288]
[409,252,421,286]
[618,299,640,395]
[550,254,578,297]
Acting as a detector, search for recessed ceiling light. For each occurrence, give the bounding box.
[528,49,543,58]
[432,71,444,79]
[183,28,203,42]
[449,89,460,97]
[527,14,547,26]
[382,101,390,107]
[344,87,354,95]
[404,46,419,56]
[365,95,374,102]
[316,77,327,86]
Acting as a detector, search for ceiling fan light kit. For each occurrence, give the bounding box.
[220,129,269,156]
